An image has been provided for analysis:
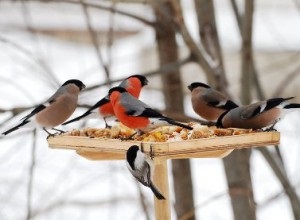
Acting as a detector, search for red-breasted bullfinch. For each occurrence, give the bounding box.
[108,87,193,134]
[63,75,148,128]
[126,145,165,200]
[188,82,238,121]
[216,97,300,129]
[2,79,85,135]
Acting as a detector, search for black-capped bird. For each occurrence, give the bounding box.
[2,79,85,135]
[63,75,148,128]
[108,87,193,134]
[188,82,238,121]
[126,145,165,200]
[216,97,300,129]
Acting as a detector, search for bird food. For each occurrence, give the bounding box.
[64,122,256,142]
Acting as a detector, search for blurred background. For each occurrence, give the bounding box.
[0,0,300,219]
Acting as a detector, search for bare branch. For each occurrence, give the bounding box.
[179,191,227,220]
[230,0,242,32]
[257,148,300,219]
[161,0,218,86]
[83,54,192,92]
[80,0,111,84]
[230,0,265,100]
[20,0,60,88]
[0,36,59,89]
[25,0,155,26]
[31,197,135,218]
[135,181,151,220]
[272,65,300,97]
[26,129,37,220]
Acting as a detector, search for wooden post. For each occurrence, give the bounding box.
[153,158,171,220]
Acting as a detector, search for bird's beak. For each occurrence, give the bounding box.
[144,78,149,85]
[81,84,86,90]
[187,85,192,91]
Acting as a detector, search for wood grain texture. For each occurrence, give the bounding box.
[153,158,170,220]
[48,131,280,160]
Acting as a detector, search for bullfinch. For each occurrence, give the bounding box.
[63,75,148,128]
[108,87,193,134]
[216,97,300,129]
[188,82,238,121]
[2,79,86,135]
[126,145,165,200]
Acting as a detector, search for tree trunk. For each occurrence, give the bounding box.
[194,0,227,91]
[153,1,195,219]
[194,1,257,219]
[223,150,256,220]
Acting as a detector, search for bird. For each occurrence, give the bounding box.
[62,75,148,128]
[108,86,193,134]
[2,79,86,136]
[216,97,300,130]
[188,82,238,121]
[126,145,165,200]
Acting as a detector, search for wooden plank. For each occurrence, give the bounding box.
[48,131,280,160]
[153,158,170,220]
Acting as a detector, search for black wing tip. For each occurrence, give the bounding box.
[226,100,239,109]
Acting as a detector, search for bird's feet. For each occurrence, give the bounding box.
[105,124,112,129]
[52,128,66,134]
[264,127,277,132]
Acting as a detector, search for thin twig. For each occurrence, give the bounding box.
[135,181,150,220]
[179,192,227,220]
[257,148,300,219]
[272,65,300,97]
[84,54,192,92]
[166,0,217,85]
[25,0,155,26]
[80,0,111,84]
[0,36,59,89]
[26,128,37,220]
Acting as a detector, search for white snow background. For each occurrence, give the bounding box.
[0,0,300,219]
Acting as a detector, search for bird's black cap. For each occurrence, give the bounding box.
[62,79,86,90]
[188,82,211,91]
[128,75,149,87]
[108,86,127,95]
[126,145,140,170]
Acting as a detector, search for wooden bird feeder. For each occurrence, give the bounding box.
[47,130,280,220]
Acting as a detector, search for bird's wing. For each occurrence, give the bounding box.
[20,104,46,121]
[240,97,294,119]
[129,162,151,187]
[240,102,265,119]
[20,87,67,121]
[203,90,238,110]
[86,96,110,112]
[120,93,158,117]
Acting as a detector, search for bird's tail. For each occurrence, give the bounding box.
[2,120,30,135]
[150,182,165,200]
[284,103,300,109]
[62,111,92,125]
[63,97,110,125]
[162,117,193,130]
[265,97,295,110]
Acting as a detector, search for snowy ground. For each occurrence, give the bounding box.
[0,0,300,219]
